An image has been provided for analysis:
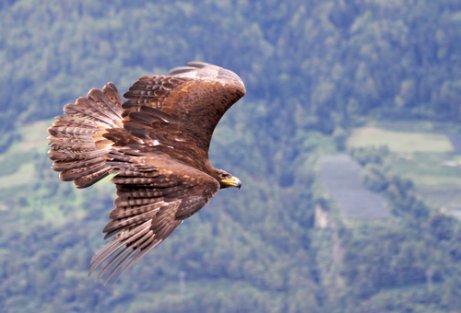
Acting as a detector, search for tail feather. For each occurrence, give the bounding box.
[52,157,105,171]
[60,162,109,182]
[88,88,122,121]
[48,82,123,188]
[52,115,101,128]
[48,125,95,138]
[64,99,116,127]
[49,137,97,151]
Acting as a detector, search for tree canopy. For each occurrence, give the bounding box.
[1,0,461,312]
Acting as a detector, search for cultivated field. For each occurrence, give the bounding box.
[347,127,453,154]
[317,154,389,220]
[347,123,461,216]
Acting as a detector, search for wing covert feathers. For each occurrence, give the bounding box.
[123,62,245,154]
[48,83,123,188]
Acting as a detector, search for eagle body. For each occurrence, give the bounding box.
[48,62,245,283]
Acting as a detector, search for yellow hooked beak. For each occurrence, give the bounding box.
[220,176,242,189]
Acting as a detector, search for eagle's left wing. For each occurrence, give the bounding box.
[122,62,246,155]
[89,152,219,284]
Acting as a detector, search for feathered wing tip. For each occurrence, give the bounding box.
[168,61,219,79]
[89,201,181,285]
[89,220,157,285]
[48,83,124,188]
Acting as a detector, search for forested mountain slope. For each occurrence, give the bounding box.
[1,1,461,312]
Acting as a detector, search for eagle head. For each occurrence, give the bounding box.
[216,169,241,189]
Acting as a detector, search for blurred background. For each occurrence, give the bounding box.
[1,0,461,312]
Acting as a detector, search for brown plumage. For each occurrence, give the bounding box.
[48,62,245,283]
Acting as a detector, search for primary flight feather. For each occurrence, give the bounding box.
[47,62,245,283]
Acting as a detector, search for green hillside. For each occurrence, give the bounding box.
[1,1,461,312]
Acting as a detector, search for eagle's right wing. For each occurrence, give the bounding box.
[89,152,219,284]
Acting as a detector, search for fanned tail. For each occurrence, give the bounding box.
[48,83,123,188]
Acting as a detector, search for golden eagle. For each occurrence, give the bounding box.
[48,62,245,283]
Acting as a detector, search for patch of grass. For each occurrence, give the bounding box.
[416,187,461,211]
[390,154,461,188]
[0,162,35,189]
[13,120,50,154]
[0,120,50,179]
[347,127,453,153]
[0,152,37,176]
[388,153,461,213]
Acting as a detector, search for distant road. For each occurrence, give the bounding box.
[317,154,390,220]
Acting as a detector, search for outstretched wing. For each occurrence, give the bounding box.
[89,152,219,284]
[122,62,245,156]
